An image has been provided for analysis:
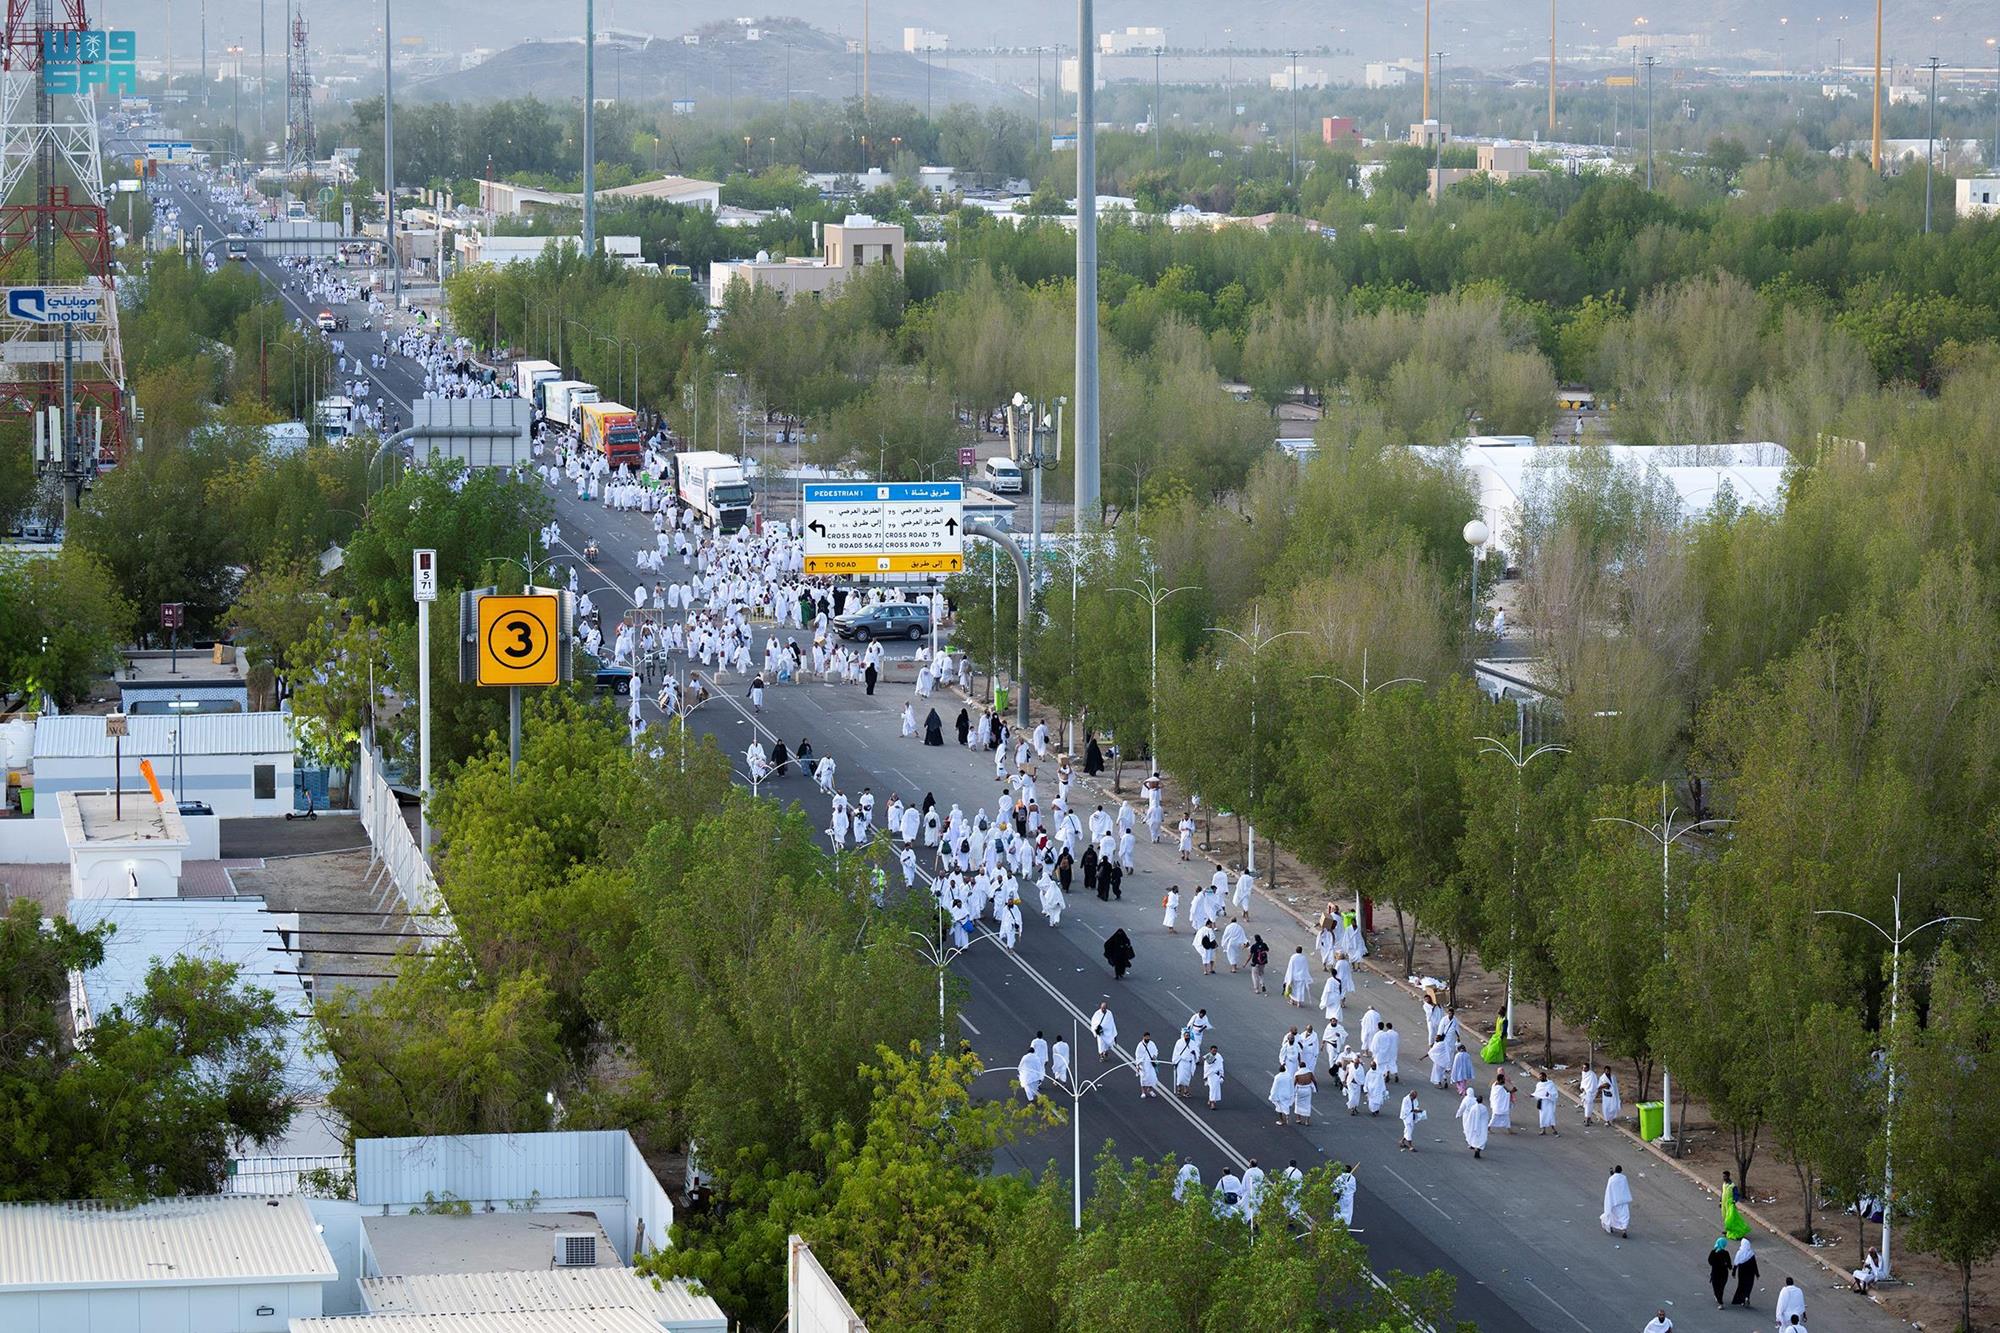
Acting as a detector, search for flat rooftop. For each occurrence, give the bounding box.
[0,1194,336,1290]
[62,789,190,844]
[362,1213,618,1278]
[359,1268,726,1328]
[118,650,247,689]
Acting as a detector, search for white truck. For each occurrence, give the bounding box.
[314,396,356,440]
[513,359,561,415]
[674,451,754,532]
[541,380,599,432]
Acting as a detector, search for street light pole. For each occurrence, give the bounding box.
[1462,518,1488,630]
[1593,781,1733,1147]
[1813,878,1980,1281]
[1923,56,1942,234]
[1204,610,1305,888]
[1643,55,1657,190]
[1306,650,1424,933]
[1474,732,1570,1040]
[1112,573,1195,762]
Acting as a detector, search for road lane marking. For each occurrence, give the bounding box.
[1379,1162,1455,1221]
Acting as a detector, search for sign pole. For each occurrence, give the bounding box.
[417,594,431,849]
[413,549,437,851]
[509,686,521,777]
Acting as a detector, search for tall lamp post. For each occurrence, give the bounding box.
[1812,878,1980,1281]
[1473,731,1569,1041]
[1462,518,1488,630]
[1112,570,1196,763]
[1203,609,1305,889]
[1922,56,1942,234]
[1592,781,1732,1148]
[1306,649,1424,932]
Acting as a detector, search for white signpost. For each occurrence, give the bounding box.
[802,481,966,575]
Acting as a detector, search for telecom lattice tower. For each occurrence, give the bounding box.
[0,0,128,503]
[284,6,314,177]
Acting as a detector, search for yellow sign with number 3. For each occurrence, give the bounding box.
[476,594,560,687]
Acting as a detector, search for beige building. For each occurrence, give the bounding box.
[1429,143,1542,200]
[708,217,906,308]
[1409,120,1452,148]
[1959,177,2000,219]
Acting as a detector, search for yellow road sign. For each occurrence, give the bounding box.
[804,553,966,576]
[476,594,560,686]
[1606,74,1636,87]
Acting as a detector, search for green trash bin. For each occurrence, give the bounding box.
[1637,1100,1665,1142]
[994,685,1010,712]
[17,787,31,817]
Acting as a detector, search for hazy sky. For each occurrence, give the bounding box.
[133,0,1998,75]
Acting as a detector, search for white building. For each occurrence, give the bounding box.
[1099,25,1165,55]
[1412,441,1792,565]
[1269,66,1329,91]
[71,897,344,1157]
[1957,176,2000,218]
[32,712,296,820]
[1365,62,1413,89]
[902,26,948,52]
[0,1194,338,1333]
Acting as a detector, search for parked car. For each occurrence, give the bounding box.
[833,603,931,642]
[585,654,634,696]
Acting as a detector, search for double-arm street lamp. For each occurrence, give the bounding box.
[1473,731,1569,1040]
[1812,878,1980,1281]
[1593,781,1731,1148]
[1112,569,1196,763]
[1203,609,1305,888]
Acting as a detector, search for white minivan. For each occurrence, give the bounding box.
[981,456,1023,494]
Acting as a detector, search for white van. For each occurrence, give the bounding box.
[981,456,1023,494]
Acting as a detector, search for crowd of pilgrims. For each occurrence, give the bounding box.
[516,402,1670,1260]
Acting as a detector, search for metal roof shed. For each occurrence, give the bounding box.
[0,1194,337,1333]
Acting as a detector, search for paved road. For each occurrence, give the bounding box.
[163,166,1907,1333]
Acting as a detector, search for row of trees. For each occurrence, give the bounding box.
[311,691,1463,1332]
[936,350,2000,1317]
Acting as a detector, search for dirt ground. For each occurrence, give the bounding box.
[1035,704,1990,1333]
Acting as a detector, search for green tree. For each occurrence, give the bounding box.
[807,1043,1062,1331]
[314,948,565,1144]
[0,550,133,706]
[1895,946,2000,1332]
[0,900,299,1202]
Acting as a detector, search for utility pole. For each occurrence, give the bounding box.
[1872,0,1884,171]
[583,0,597,255]
[862,0,870,116]
[260,0,267,161]
[1074,0,1100,529]
[1644,55,1657,190]
[1923,56,1941,234]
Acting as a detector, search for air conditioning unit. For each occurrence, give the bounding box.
[553,1232,598,1267]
